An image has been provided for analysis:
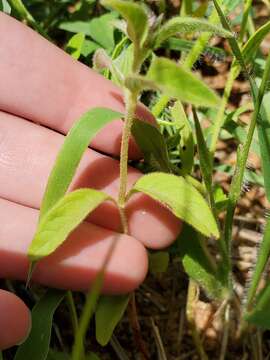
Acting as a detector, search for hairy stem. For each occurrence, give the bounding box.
[118,89,138,233]
[209,64,238,156]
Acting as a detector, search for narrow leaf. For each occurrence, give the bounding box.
[146,57,220,108]
[171,101,194,175]
[154,16,232,48]
[246,218,270,308]
[129,173,219,238]
[101,0,148,46]
[242,20,270,65]
[255,54,270,202]
[15,290,65,360]
[39,108,122,219]
[95,295,130,346]
[192,108,213,194]
[131,119,172,173]
[29,189,111,262]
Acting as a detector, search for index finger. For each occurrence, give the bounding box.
[0,12,155,158]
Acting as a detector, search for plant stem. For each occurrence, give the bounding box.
[186,280,208,360]
[219,303,231,360]
[118,89,138,233]
[210,0,253,157]
[72,238,118,360]
[223,50,270,250]
[239,0,253,42]
[127,293,150,360]
[209,64,238,156]
[66,291,79,335]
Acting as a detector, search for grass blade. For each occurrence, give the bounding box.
[245,219,270,309]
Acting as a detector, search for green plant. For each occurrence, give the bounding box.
[4,0,270,359]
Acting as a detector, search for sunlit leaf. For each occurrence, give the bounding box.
[101,0,148,46]
[128,173,219,238]
[95,295,130,346]
[15,290,65,360]
[242,20,270,65]
[146,57,220,108]
[29,189,112,262]
[154,16,233,48]
[39,108,122,219]
[1,0,11,13]
[66,32,85,60]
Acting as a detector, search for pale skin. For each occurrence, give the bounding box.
[0,12,181,350]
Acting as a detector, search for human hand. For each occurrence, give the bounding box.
[0,12,181,349]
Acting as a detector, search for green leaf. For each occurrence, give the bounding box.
[15,290,65,360]
[81,40,100,57]
[213,186,228,213]
[59,21,92,35]
[59,13,117,50]
[178,225,226,299]
[88,12,117,50]
[192,108,213,195]
[149,251,169,274]
[129,172,219,238]
[101,0,148,46]
[39,108,122,219]
[245,282,270,329]
[66,32,85,60]
[95,294,130,346]
[131,119,172,173]
[242,20,270,65]
[246,218,270,308]
[154,16,233,48]
[146,57,220,108]
[29,189,111,262]
[1,0,11,13]
[171,101,194,175]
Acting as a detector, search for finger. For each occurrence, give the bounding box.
[0,198,148,293]
[0,290,31,350]
[0,12,155,159]
[0,111,181,248]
